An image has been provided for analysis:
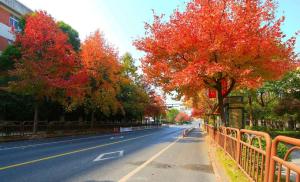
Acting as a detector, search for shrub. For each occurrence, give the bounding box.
[245,125,270,132]
[252,139,289,160]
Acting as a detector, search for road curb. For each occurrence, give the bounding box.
[182,127,194,137]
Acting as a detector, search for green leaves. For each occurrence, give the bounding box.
[57,21,81,51]
[0,45,21,72]
[239,69,300,129]
[120,53,138,81]
[166,108,179,123]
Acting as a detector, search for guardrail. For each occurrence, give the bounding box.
[0,122,161,137]
[205,124,300,182]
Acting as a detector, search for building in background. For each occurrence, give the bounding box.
[0,0,31,53]
[166,103,192,115]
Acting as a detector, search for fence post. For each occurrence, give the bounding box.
[213,126,216,141]
[268,136,300,182]
[264,134,272,182]
[224,127,227,150]
[21,122,24,136]
[268,138,277,182]
[236,129,241,164]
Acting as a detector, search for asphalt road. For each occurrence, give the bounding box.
[0,125,215,182]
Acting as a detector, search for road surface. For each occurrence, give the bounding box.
[0,126,215,182]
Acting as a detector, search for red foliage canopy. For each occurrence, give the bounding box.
[135,0,298,123]
[135,0,297,98]
[175,112,191,123]
[11,11,86,100]
[144,91,166,117]
[191,108,204,118]
[80,31,122,115]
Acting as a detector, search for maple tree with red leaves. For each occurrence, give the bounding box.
[191,108,203,118]
[9,11,85,133]
[185,89,217,118]
[144,91,166,122]
[80,30,122,127]
[135,0,298,125]
[175,112,191,123]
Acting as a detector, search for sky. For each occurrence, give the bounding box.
[18,0,300,105]
[18,0,187,58]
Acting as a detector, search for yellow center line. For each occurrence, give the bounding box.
[0,133,153,171]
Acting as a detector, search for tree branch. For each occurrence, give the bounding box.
[256,92,265,107]
[223,78,236,97]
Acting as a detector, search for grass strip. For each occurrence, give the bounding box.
[216,148,250,182]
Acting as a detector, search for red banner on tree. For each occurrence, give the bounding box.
[208,88,216,98]
[208,79,228,98]
[221,79,227,96]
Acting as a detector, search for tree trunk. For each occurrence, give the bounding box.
[248,95,254,127]
[217,86,226,126]
[0,104,5,121]
[91,111,95,128]
[288,118,294,130]
[33,102,39,134]
[213,78,235,127]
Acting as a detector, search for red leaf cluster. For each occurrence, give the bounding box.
[80,31,122,115]
[135,0,298,99]
[11,11,87,100]
[144,91,166,117]
[175,112,191,123]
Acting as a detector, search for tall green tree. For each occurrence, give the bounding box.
[166,108,179,123]
[117,80,149,122]
[273,69,300,129]
[120,53,138,81]
[238,69,300,129]
[0,45,21,87]
[118,53,149,122]
[0,45,21,72]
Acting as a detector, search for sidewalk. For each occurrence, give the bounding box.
[127,129,216,182]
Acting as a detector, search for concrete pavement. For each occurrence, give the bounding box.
[0,125,215,182]
[119,129,215,182]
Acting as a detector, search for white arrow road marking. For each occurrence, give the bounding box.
[93,150,124,162]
